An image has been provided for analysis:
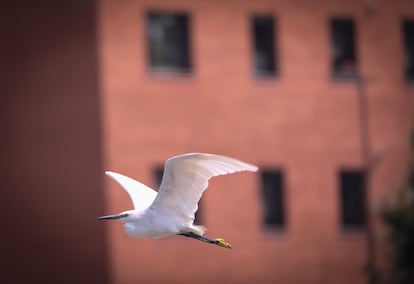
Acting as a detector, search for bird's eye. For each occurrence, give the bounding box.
[120,213,129,218]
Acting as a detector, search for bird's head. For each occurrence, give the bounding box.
[96,210,134,222]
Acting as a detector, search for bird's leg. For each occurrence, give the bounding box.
[178,232,232,249]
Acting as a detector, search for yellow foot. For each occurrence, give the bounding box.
[215,238,232,249]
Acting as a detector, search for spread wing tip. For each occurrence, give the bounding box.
[245,164,259,172]
[105,171,119,179]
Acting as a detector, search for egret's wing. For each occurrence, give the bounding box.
[105,171,157,211]
[150,153,258,222]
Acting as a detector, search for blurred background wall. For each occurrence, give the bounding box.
[0,1,108,283]
[1,0,414,284]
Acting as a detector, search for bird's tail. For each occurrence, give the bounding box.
[189,225,206,236]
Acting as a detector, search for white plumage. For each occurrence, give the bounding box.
[97,153,258,248]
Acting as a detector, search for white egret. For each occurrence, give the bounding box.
[97,153,258,249]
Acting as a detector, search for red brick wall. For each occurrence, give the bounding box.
[99,0,414,283]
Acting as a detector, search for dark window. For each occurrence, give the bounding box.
[339,170,366,227]
[252,16,277,76]
[331,18,357,78]
[147,12,191,72]
[403,20,414,81]
[260,170,285,228]
[153,166,203,224]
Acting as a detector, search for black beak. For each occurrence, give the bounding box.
[96,213,129,220]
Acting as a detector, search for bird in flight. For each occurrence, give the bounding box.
[97,153,258,249]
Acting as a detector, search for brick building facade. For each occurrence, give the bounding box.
[99,1,414,283]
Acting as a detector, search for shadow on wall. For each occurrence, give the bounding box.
[0,1,109,283]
